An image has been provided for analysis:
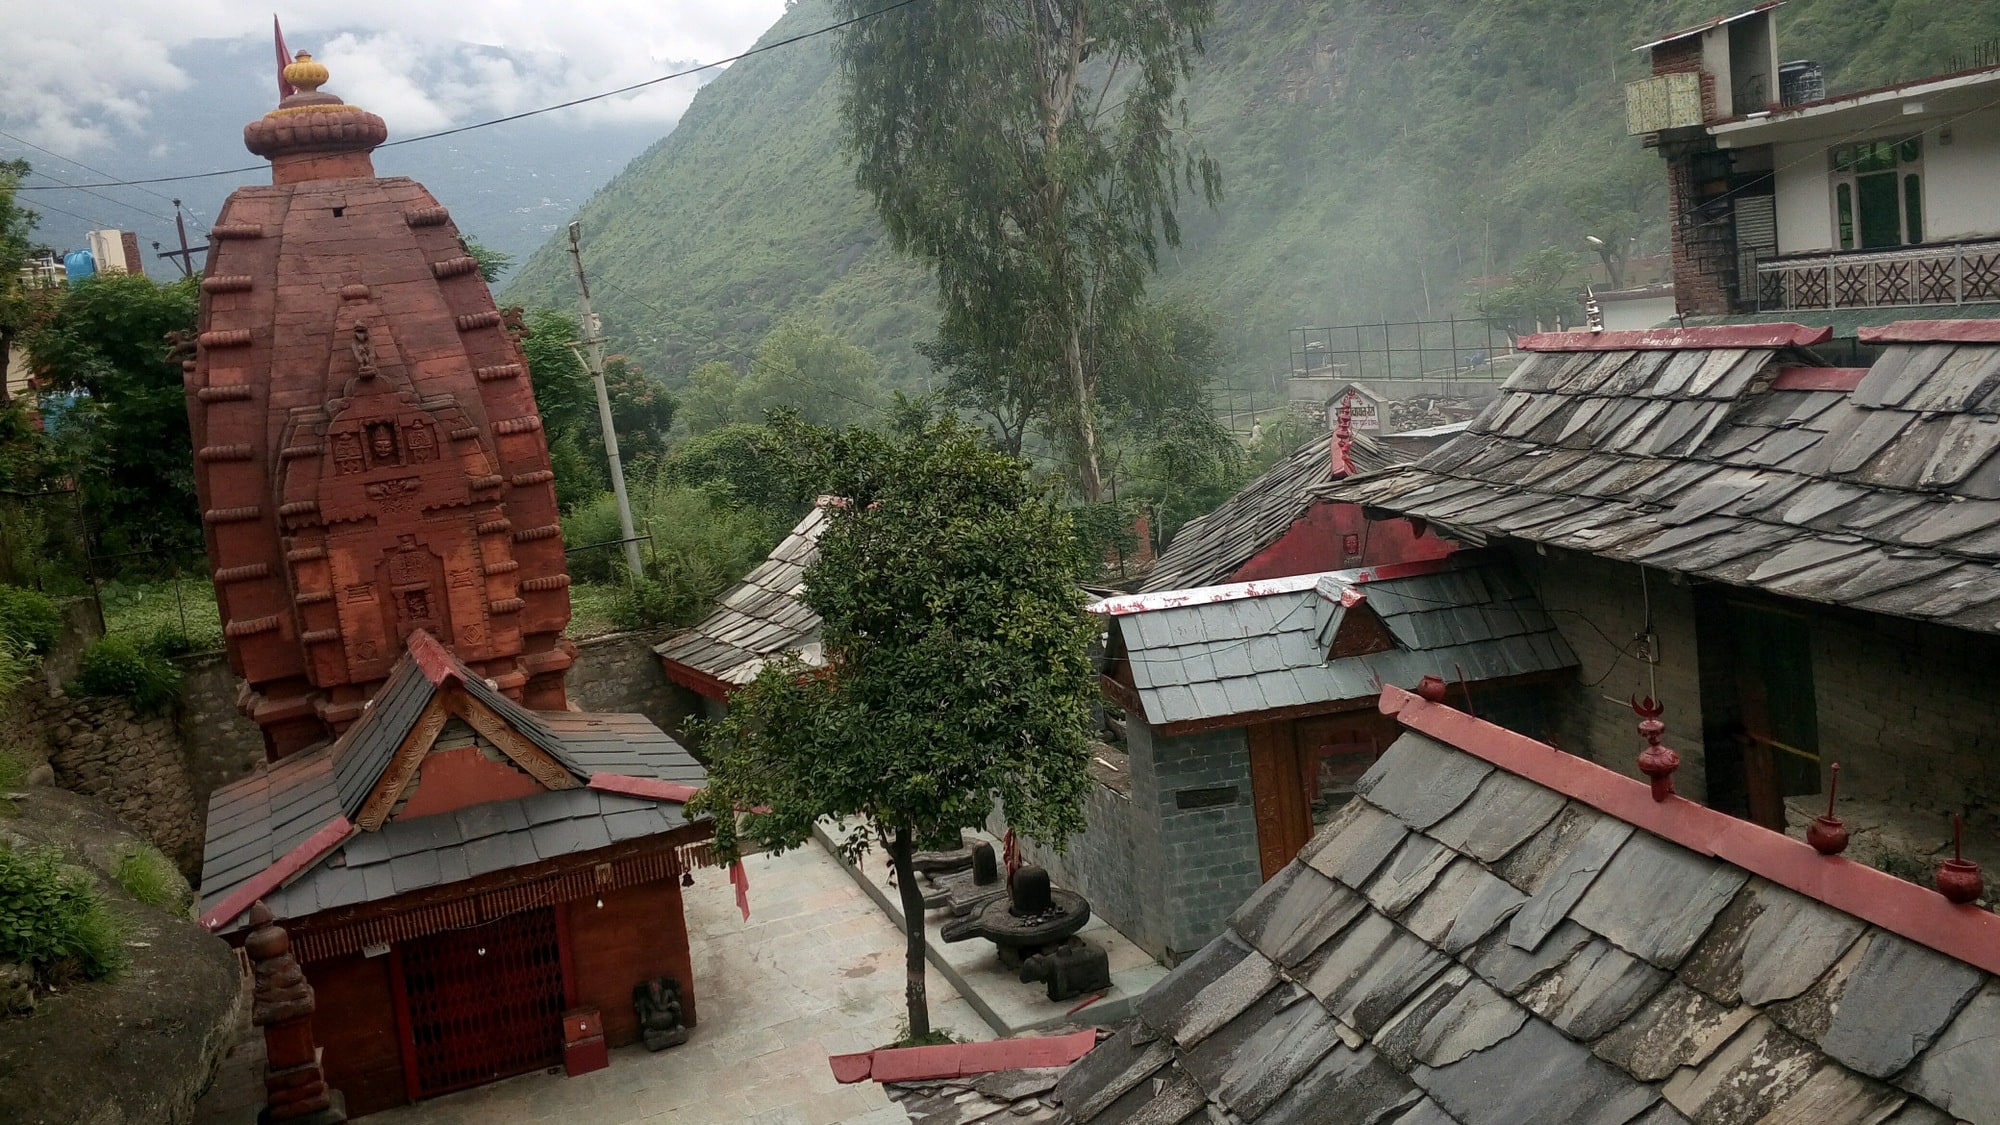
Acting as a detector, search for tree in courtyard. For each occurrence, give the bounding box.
[688,411,1099,1039]
[835,0,1220,501]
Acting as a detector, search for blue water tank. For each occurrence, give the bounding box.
[63,249,96,281]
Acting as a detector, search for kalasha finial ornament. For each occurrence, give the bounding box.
[1415,674,1448,703]
[1631,696,1679,801]
[1936,813,1984,905]
[1332,389,1357,477]
[1808,763,1849,855]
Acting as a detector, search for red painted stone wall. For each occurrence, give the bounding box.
[188,91,573,757]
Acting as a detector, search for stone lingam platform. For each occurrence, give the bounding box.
[813,821,1166,1038]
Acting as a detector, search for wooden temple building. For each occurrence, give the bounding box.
[190,52,711,1118]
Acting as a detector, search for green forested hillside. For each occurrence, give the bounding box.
[504,0,2000,394]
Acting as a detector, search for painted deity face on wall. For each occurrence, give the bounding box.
[369,423,397,464]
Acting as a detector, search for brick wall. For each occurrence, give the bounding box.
[1510,545,1710,801]
[1149,724,1264,960]
[1014,774,1158,957]
[1664,148,1737,317]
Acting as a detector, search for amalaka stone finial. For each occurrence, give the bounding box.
[285,51,330,96]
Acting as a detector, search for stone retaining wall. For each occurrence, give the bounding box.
[37,694,204,877]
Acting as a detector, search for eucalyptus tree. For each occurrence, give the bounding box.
[689,410,1098,1039]
[835,0,1219,500]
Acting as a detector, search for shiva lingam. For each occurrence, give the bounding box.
[631,976,689,1050]
[1936,813,1985,906]
[940,865,1092,970]
[921,840,1008,916]
[910,835,978,876]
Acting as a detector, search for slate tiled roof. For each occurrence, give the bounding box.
[1324,322,2000,635]
[655,503,828,688]
[1053,694,2000,1124]
[1141,431,1395,593]
[1099,555,1574,729]
[199,634,706,932]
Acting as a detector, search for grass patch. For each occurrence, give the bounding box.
[98,577,222,655]
[886,1020,967,1049]
[113,844,189,915]
[0,844,125,988]
[567,582,624,639]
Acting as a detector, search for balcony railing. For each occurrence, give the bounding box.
[1754,239,2000,310]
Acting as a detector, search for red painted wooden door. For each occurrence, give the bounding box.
[396,907,567,1099]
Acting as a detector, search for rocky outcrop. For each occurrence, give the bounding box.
[0,788,244,1125]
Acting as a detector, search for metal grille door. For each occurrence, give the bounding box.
[399,908,566,1099]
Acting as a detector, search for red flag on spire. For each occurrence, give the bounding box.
[274,15,297,100]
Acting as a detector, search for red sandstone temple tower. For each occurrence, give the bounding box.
[189,53,573,757]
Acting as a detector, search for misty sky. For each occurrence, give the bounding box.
[0,2,788,153]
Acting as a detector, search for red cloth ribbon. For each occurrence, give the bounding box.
[729,859,750,922]
[1003,829,1021,879]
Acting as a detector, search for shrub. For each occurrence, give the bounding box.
[0,845,125,986]
[69,636,182,715]
[113,844,189,915]
[0,586,61,656]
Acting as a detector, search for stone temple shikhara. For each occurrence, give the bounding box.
[188,51,712,1119]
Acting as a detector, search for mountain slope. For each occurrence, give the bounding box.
[503,0,2000,390]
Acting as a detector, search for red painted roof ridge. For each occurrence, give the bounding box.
[828,1028,1100,1084]
[1519,324,1832,352]
[1857,319,2000,344]
[1379,686,2000,976]
[588,773,702,804]
[406,629,457,685]
[200,815,355,932]
[1772,366,1869,391]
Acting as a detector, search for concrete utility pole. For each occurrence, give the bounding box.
[567,221,644,575]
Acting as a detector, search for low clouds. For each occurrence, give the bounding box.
[0,1,788,152]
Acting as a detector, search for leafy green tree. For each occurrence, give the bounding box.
[0,160,41,403]
[835,0,1220,501]
[462,236,514,284]
[689,411,1098,1038]
[517,307,677,505]
[1472,247,1582,335]
[680,322,884,436]
[25,273,201,565]
[678,361,743,437]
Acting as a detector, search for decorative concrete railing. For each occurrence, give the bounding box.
[1755,238,2000,310]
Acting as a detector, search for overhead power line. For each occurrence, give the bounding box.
[0,127,192,220]
[12,0,927,192]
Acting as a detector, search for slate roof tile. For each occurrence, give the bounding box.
[1250,1043,1423,1125]
[1902,980,2000,1124]
[1361,834,1455,917]
[1410,1018,1660,1125]
[1504,814,1632,953]
[1514,938,1670,1040]
[1056,1022,1177,1122]
[1303,801,1406,889]
[1756,1064,1921,1125]
[1354,734,1491,831]
[1400,859,1527,956]
[1372,968,1529,1069]
[1137,933,1280,1051]
[1229,863,1368,969]
[1297,912,1453,1034]
[1565,832,1748,968]
[1676,880,1867,1008]
[1659,1018,1822,1124]
[1770,930,1985,1080]
[1590,979,1759,1084]
[655,504,830,683]
[1181,988,1346,1121]
[1425,769,1567,862]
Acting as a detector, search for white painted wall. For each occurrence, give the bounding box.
[1770,105,2000,253]
[1601,295,1678,331]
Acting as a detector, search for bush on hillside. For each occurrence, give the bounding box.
[0,845,125,987]
[113,844,189,915]
[68,637,181,715]
[0,586,60,656]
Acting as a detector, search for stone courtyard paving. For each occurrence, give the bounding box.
[362,842,983,1125]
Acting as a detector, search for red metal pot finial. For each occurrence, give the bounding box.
[1936,813,1984,905]
[1631,696,1679,802]
[1415,674,1448,703]
[1808,762,1850,856]
[1332,390,1357,477]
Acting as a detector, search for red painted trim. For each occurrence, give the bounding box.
[388,943,423,1105]
[588,773,702,804]
[1771,366,1868,391]
[1348,556,1455,584]
[1378,686,2000,977]
[658,656,736,701]
[827,1029,1099,1085]
[1517,324,1832,352]
[201,815,355,931]
[407,629,457,685]
[1857,319,2000,344]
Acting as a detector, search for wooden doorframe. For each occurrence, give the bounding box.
[1247,711,1398,881]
